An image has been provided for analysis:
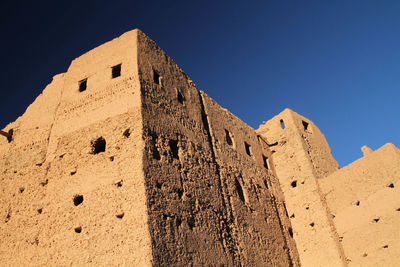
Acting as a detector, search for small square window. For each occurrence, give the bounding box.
[112,64,121,78]
[79,79,87,92]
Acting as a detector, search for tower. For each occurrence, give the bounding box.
[0,29,298,266]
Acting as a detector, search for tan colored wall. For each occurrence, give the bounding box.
[0,29,153,265]
[320,143,400,266]
[257,109,346,266]
[201,92,300,266]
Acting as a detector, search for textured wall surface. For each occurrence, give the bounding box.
[320,143,400,266]
[257,109,345,266]
[0,29,297,266]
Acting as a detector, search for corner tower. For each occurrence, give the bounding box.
[257,109,345,266]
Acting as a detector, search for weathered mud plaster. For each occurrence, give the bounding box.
[1,29,399,266]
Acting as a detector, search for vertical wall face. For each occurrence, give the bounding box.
[201,93,299,266]
[257,109,345,266]
[319,143,400,266]
[0,30,153,265]
[137,31,299,266]
[137,31,234,266]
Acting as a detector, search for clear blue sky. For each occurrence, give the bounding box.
[1,0,399,167]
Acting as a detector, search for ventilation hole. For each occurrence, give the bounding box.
[177,189,183,199]
[36,163,42,167]
[290,213,295,218]
[362,253,368,257]
[291,180,297,188]
[153,69,160,85]
[262,155,269,169]
[40,179,48,187]
[109,156,115,162]
[356,201,360,206]
[169,139,179,159]
[176,217,182,227]
[78,79,87,92]
[19,187,25,193]
[373,218,380,223]
[288,227,293,238]
[115,180,123,187]
[177,90,184,104]
[383,245,388,248]
[302,120,309,131]
[74,226,82,233]
[244,142,252,156]
[306,206,309,210]
[156,181,162,189]
[59,153,65,158]
[116,213,124,219]
[6,129,13,143]
[13,170,17,174]
[91,137,106,154]
[387,183,394,188]
[37,208,42,214]
[111,64,121,78]
[332,214,336,218]
[397,208,400,211]
[235,178,246,203]
[73,195,84,206]
[263,179,269,189]
[70,171,76,176]
[310,222,315,227]
[123,129,130,138]
[187,217,195,230]
[225,129,233,146]
[280,119,285,129]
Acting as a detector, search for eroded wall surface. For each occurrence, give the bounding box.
[320,143,400,266]
[0,30,153,265]
[257,109,345,266]
[137,31,298,265]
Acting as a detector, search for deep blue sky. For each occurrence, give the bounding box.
[1,0,399,167]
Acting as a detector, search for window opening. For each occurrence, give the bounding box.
[112,64,121,78]
[79,79,87,92]
[280,119,285,129]
[244,142,252,156]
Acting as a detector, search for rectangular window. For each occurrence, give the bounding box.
[79,79,87,92]
[112,64,121,78]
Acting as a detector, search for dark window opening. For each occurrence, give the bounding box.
[310,222,315,227]
[383,245,389,248]
[74,226,82,233]
[123,128,130,138]
[79,79,87,92]
[19,187,24,193]
[235,178,246,203]
[244,142,252,156]
[70,171,76,176]
[280,119,285,129]
[302,120,309,131]
[7,129,13,143]
[387,183,394,188]
[263,155,269,169]
[169,139,179,159]
[288,227,293,238]
[37,208,43,214]
[290,213,295,218]
[291,180,297,188]
[225,130,233,146]
[373,218,380,223]
[177,89,184,104]
[73,195,84,206]
[356,201,360,206]
[153,69,160,85]
[112,64,121,78]
[91,137,106,154]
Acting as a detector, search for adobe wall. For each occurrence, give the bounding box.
[201,92,300,266]
[137,31,298,265]
[0,30,153,265]
[257,109,346,266]
[319,143,400,266]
